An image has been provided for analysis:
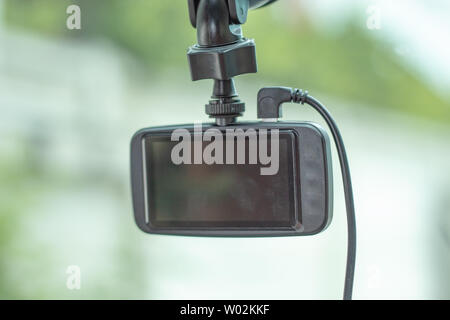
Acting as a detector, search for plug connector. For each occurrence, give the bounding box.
[257,86,308,119]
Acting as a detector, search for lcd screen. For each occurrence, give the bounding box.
[142,129,298,228]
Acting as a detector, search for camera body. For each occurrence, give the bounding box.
[130,121,333,237]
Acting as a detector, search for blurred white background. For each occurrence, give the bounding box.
[0,0,448,299]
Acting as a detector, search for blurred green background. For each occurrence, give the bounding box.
[0,0,449,299]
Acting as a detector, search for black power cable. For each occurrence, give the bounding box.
[257,87,357,300]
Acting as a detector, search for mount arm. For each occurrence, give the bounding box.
[186,0,279,125]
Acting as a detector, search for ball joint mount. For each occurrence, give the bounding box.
[187,0,277,125]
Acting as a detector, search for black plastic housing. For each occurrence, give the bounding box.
[187,39,257,81]
[130,122,333,237]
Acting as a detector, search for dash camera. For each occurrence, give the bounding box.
[130,121,333,236]
[129,0,356,299]
[131,1,334,237]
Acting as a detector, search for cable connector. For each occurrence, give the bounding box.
[257,86,309,119]
[291,88,309,105]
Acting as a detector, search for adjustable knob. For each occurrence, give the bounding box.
[205,100,245,115]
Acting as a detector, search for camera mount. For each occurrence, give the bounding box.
[187,0,276,125]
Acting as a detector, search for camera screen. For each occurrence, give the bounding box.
[142,129,298,228]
